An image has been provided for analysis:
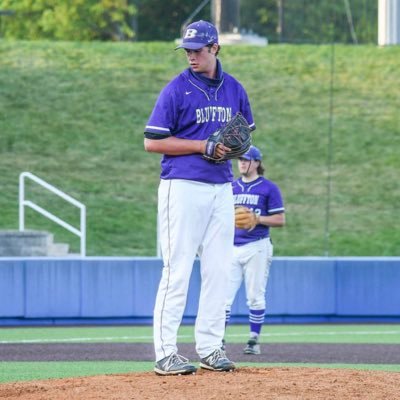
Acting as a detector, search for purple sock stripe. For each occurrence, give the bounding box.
[249,309,265,335]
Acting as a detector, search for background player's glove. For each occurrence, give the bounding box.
[235,206,259,231]
[203,112,251,163]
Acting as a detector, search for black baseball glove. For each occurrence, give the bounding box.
[203,112,252,163]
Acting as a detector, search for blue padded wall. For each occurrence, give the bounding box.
[264,258,336,315]
[0,256,399,325]
[336,258,400,316]
[0,260,25,317]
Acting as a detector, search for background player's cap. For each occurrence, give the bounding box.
[240,146,263,161]
[175,20,219,50]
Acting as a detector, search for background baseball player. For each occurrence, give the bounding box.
[144,20,256,375]
[224,145,285,354]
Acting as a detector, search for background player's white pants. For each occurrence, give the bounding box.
[225,238,273,311]
[154,179,234,361]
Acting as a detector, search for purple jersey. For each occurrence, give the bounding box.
[145,66,255,184]
[233,176,285,246]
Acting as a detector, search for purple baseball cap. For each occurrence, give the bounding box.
[240,146,263,161]
[175,20,219,50]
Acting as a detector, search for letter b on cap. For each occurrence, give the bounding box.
[184,29,197,39]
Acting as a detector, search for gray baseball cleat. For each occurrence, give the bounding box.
[243,337,261,355]
[200,348,235,371]
[154,353,197,376]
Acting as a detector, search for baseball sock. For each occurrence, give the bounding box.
[225,309,231,327]
[249,309,265,339]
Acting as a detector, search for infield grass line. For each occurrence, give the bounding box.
[1,325,400,344]
[1,361,400,384]
[2,329,400,344]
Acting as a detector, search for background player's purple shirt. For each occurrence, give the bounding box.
[145,67,255,184]
[233,176,285,246]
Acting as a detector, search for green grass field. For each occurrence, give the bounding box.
[1,40,399,256]
[1,324,400,383]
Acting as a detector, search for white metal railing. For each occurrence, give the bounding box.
[19,172,86,256]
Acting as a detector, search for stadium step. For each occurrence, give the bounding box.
[0,230,72,257]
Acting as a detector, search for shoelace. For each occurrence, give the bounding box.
[163,353,189,371]
[206,348,227,364]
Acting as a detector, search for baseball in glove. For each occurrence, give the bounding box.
[203,112,251,163]
[235,206,259,231]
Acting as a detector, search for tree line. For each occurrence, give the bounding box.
[0,0,377,43]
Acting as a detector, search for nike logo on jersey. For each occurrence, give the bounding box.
[185,91,192,95]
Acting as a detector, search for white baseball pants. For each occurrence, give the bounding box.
[225,238,273,312]
[154,179,234,361]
